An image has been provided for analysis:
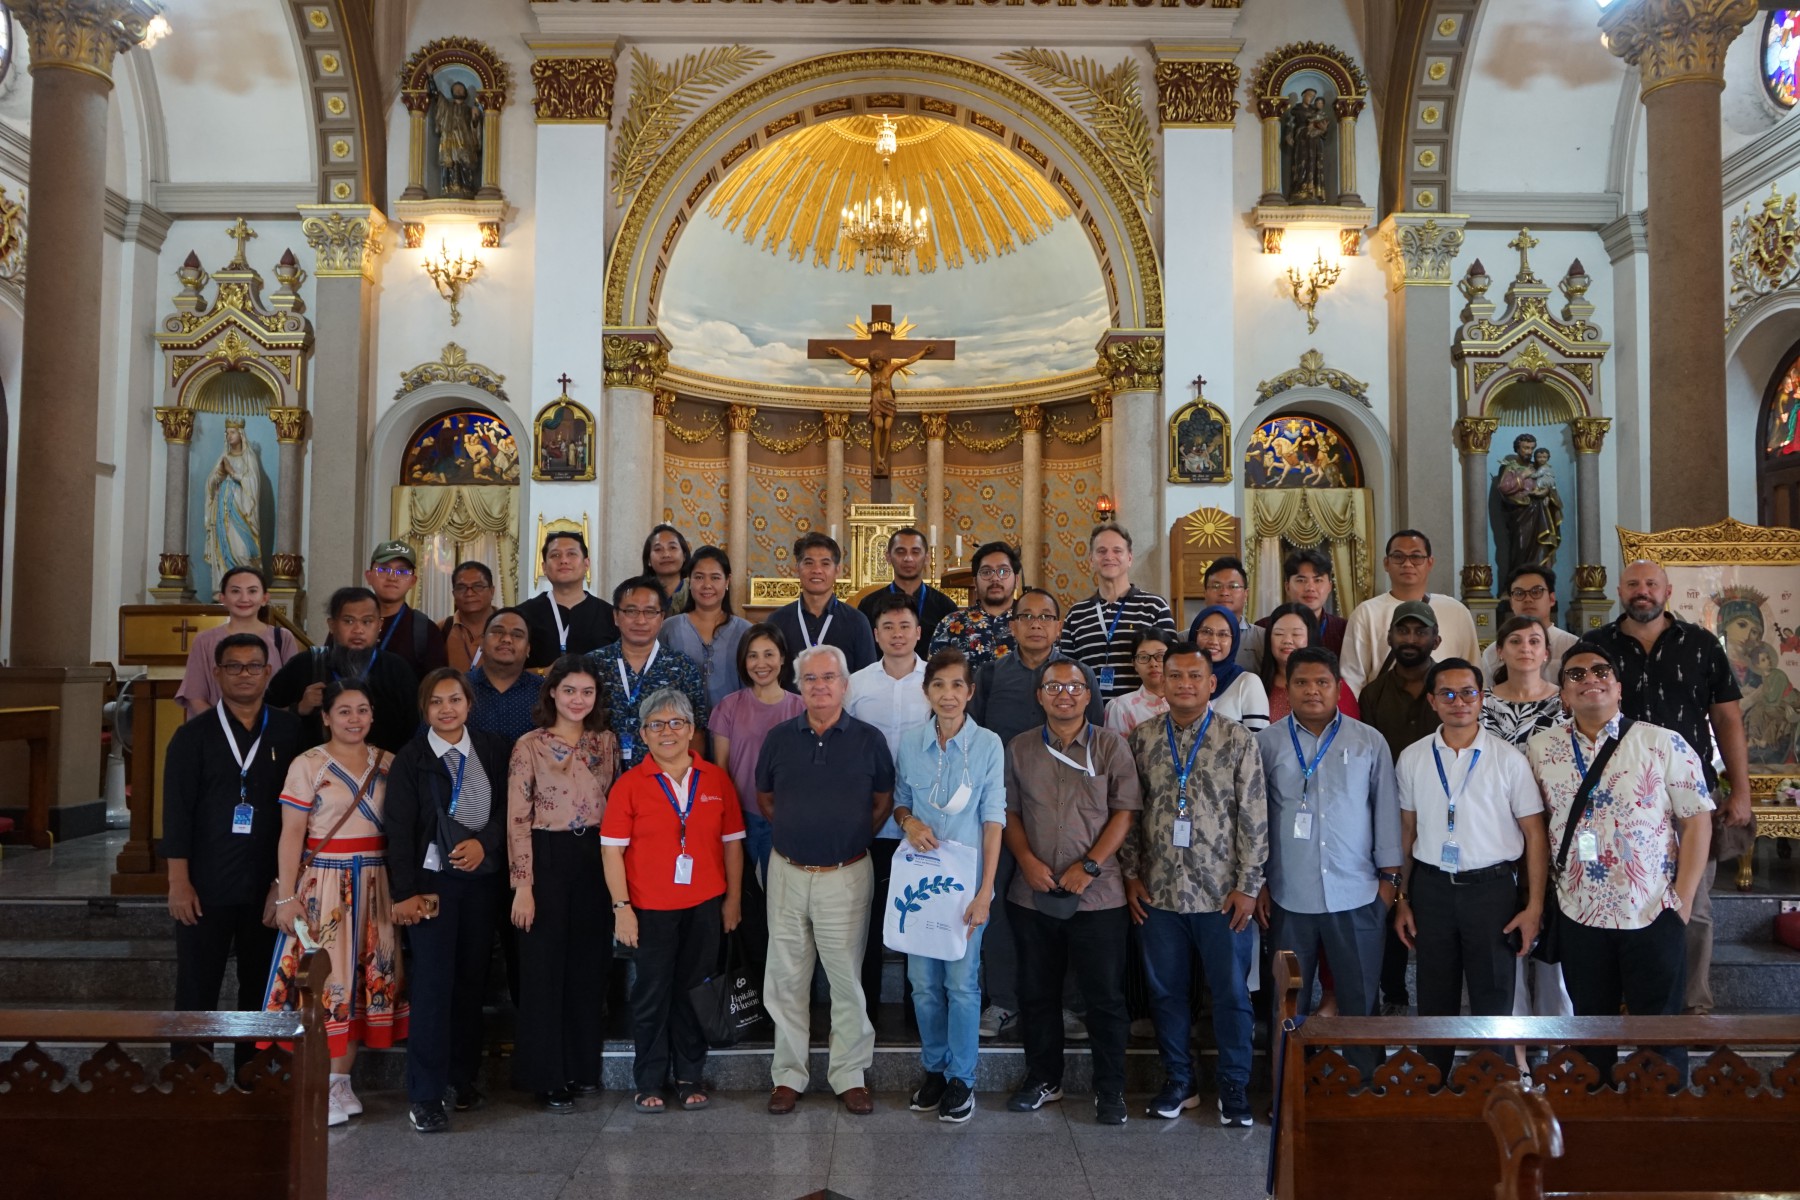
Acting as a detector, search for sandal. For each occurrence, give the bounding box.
[633,1092,665,1113]
[675,1082,710,1111]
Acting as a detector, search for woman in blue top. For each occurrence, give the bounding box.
[889,647,1006,1124]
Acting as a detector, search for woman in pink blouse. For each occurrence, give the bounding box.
[506,654,621,1112]
[176,566,300,718]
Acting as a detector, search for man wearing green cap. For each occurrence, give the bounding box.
[365,540,449,677]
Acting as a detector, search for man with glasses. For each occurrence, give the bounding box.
[519,530,618,670]
[1525,642,1712,1082]
[1585,559,1750,1017]
[858,526,958,653]
[163,633,303,1082]
[1003,658,1140,1125]
[588,576,708,771]
[1479,564,1578,687]
[441,561,499,673]
[1255,548,1347,655]
[770,531,878,679]
[756,645,895,1117]
[1190,556,1264,673]
[364,540,449,675]
[1394,658,1546,1079]
[467,608,540,745]
[1340,530,1481,692]
[930,540,1022,669]
[1060,524,1177,701]
[268,586,419,752]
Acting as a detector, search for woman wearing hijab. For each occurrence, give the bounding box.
[1190,604,1269,732]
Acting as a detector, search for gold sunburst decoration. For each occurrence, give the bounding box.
[706,115,1073,274]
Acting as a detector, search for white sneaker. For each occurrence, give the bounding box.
[979,1005,1015,1038]
[330,1074,362,1118]
[1063,1009,1089,1041]
[327,1091,349,1128]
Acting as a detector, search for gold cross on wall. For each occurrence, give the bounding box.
[1507,227,1539,281]
[224,218,258,269]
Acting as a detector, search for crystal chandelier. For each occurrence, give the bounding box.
[840,116,929,273]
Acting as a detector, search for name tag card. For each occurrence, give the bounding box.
[1293,811,1314,841]
[1576,830,1599,863]
[231,803,254,835]
[1172,818,1192,848]
[673,853,694,885]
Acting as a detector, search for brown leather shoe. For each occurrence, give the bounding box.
[838,1086,874,1115]
[767,1085,801,1115]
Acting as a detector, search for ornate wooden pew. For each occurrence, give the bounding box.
[1269,951,1800,1200]
[0,951,329,1200]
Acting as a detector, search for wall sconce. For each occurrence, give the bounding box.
[1285,250,1342,335]
[424,239,481,326]
[1094,493,1116,524]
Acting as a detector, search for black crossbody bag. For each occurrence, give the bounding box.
[1533,718,1632,965]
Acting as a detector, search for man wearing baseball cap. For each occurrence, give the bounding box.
[365,540,449,677]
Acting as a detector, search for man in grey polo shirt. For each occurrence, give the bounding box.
[755,644,895,1117]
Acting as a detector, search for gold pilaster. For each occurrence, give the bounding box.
[268,406,308,444]
[153,405,194,444]
[1380,213,1468,290]
[1570,417,1612,455]
[1451,416,1498,456]
[297,203,386,280]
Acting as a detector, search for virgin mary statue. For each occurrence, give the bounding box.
[204,419,266,583]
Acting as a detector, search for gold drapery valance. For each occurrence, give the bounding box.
[391,485,520,606]
[1245,488,1374,617]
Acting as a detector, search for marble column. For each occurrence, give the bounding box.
[153,408,195,597]
[1601,213,1652,533]
[298,204,385,634]
[1569,417,1614,634]
[922,412,948,579]
[268,406,308,592]
[1096,332,1165,593]
[1601,0,1756,528]
[651,388,674,526]
[1092,389,1115,505]
[1379,213,1466,596]
[1453,416,1499,645]
[824,411,849,547]
[1016,405,1045,586]
[601,330,667,587]
[726,404,754,609]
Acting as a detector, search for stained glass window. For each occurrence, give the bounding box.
[1765,356,1800,459]
[1764,11,1800,109]
[400,408,520,485]
[1243,414,1361,489]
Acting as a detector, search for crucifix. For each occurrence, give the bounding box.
[808,304,956,502]
[170,617,199,652]
[224,218,257,269]
[557,372,574,395]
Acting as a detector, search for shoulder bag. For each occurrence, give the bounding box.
[1533,718,1632,964]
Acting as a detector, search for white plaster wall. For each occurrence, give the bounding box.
[151,0,313,184]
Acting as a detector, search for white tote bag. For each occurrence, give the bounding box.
[882,838,980,962]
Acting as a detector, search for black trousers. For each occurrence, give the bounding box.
[1560,908,1689,1084]
[513,830,613,1094]
[174,898,277,1076]
[1410,864,1518,1079]
[405,869,502,1103]
[862,837,901,1018]
[629,895,723,1093]
[1380,902,1410,1007]
[1011,901,1129,1094]
[493,879,521,1007]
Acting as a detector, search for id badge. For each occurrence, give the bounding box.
[1171,817,1192,849]
[1293,810,1314,841]
[423,843,443,872]
[231,803,254,835]
[673,853,695,885]
[942,782,973,815]
[1096,666,1115,692]
[1440,840,1460,870]
[1576,829,1600,863]
[621,733,637,761]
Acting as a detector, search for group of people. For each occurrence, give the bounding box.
[160,519,1748,1134]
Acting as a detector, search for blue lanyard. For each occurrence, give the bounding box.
[891,581,927,620]
[1569,726,1606,777]
[653,767,699,850]
[219,705,269,803]
[1288,713,1342,795]
[377,605,408,655]
[446,745,468,818]
[1163,710,1212,816]
[1431,740,1480,834]
[1097,595,1126,646]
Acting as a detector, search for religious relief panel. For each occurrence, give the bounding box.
[400,409,520,485]
[533,395,596,482]
[1243,415,1361,489]
[1168,391,1230,485]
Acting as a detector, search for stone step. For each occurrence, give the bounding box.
[0,898,170,941]
[0,938,177,1004]
[1708,890,1800,947]
[1709,942,1800,1011]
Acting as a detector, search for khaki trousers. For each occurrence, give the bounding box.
[763,854,876,1094]
[1683,858,1717,1012]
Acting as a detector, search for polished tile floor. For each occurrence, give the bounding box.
[323,1087,1270,1200]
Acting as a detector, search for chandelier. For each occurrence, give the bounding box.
[840,116,929,273]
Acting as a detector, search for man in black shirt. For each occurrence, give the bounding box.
[365,540,449,676]
[856,526,957,654]
[768,531,878,682]
[163,633,303,1077]
[517,530,619,669]
[267,587,419,752]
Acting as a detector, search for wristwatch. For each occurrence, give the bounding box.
[1377,870,1403,888]
[1081,858,1101,878]
[612,900,632,911]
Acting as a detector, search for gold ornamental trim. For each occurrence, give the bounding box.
[603,329,671,390]
[1014,403,1046,434]
[612,47,773,203]
[1254,348,1369,405]
[1090,388,1114,421]
[1727,185,1800,333]
[653,387,678,418]
[157,553,190,583]
[401,36,514,109]
[1573,563,1608,595]
[1600,0,1757,99]
[395,342,509,402]
[999,49,1158,214]
[297,204,386,279]
[532,56,617,123]
[1451,416,1499,456]
[1616,517,1800,568]
[920,411,949,440]
[665,408,725,444]
[1154,59,1240,128]
[822,411,852,441]
[268,406,309,444]
[1246,40,1369,117]
[658,362,1103,414]
[1570,417,1611,455]
[725,402,757,434]
[1381,213,1466,289]
[1095,332,1164,394]
[14,0,162,83]
[153,406,194,445]
[606,48,1164,330]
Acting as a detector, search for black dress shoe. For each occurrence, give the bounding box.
[567,1081,602,1097]
[538,1089,575,1113]
[450,1083,484,1112]
[409,1101,449,1133]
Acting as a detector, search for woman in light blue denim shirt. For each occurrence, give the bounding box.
[890,647,1007,1123]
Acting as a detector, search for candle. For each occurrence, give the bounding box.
[956,534,963,561]
[831,523,839,544]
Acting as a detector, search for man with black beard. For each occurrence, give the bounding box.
[268,586,420,751]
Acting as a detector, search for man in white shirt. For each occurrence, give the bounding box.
[1478,564,1579,687]
[1394,658,1546,1080]
[847,591,932,1020]
[1341,530,1482,692]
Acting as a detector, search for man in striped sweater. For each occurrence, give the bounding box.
[1057,524,1177,703]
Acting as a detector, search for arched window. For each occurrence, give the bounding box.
[1758,345,1800,528]
[394,406,522,608]
[1765,11,1800,110]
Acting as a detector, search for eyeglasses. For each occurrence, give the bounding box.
[800,672,843,685]
[216,662,268,676]
[976,566,1015,580]
[1207,581,1247,592]
[1433,687,1482,703]
[452,582,493,594]
[1561,664,1615,683]
[1010,612,1057,625]
[643,717,692,734]
[1040,681,1089,696]
[486,627,526,642]
[371,565,414,579]
[1386,552,1431,565]
[1134,652,1167,666]
[1509,586,1549,602]
[617,607,663,620]
[1193,628,1232,641]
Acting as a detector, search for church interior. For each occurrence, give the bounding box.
[3,2,1800,1198]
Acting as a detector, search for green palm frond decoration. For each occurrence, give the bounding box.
[610,45,774,208]
[998,49,1159,214]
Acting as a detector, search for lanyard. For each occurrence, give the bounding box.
[1431,740,1481,834]
[653,767,699,850]
[1164,710,1213,817]
[1288,713,1342,799]
[617,643,660,709]
[444,743,469,817]
[377,605,408,655]
[1042,724,1095,776]
[216,703,269,802]
[891,581,927,620]
[550,599,571,654]
[800,603,835,650]
[1569,726,1601,777]
[1095,595,1126,647]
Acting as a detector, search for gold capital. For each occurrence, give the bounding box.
[14,1,163,83]
[1381,214,1467,290]
[1090,388,1114,421]
[1014,404,1045,434]
[154,406,194,444]
[1570,417,1613,455]
[1155,60,1239,128]
[602,329,670,390]
[653,388,677,418]
[1600,0,1757,98]
[1452,416,1499,455]
[1095,333,1164,393]
[726,403,756,434]
[822,411,851,441]
[532,56,616,123]
[297,204,386,280]
[920,411,949,441]
[268,406,308,444]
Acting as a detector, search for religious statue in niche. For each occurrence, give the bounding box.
[1282,88,1332,204]
[1768,380,1800,457]
[204,418,266,581]
[1167,393,1231,485]
[401,409,520,485]
[1495,433,1564,575]
[430,76,483,199]
[1243,415,1359,489]
[533,396,595,482]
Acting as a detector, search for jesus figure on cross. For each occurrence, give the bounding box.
[808,305,956,489]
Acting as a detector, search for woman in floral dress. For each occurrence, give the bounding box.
[264,680,406,1126]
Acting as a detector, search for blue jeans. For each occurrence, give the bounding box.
[741,809,773,880]
[907,923,987,1087]
[1140,904,1254,1092]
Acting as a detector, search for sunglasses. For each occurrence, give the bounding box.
[1561,663,1615,684]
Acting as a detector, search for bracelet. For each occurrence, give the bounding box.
[273,895,297,906]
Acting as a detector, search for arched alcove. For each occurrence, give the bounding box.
[1758,341,1800,529]
[1726,293,1800,522]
